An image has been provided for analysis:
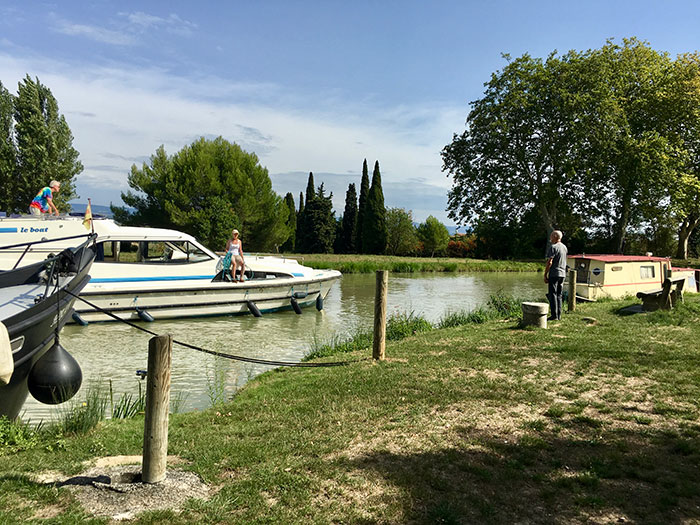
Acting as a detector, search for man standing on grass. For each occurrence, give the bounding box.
[544,230,567,321]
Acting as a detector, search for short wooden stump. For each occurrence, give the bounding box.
[521,302,549,328]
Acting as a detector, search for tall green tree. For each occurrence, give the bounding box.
[417,216,450,257]
[386,207,418,255]
[280,192,297,252]
[442,51,593,242]
[356,159,370,252]
[585,39,682,253]
[295,191,305,252]
[112,137,288,251]
[337,183,358,253]
[664,53,700,258]
[1,75,82,212]
[0,81,17,210]
[296,183,335,253]
[305,172,315,203]
[361,160,387,254]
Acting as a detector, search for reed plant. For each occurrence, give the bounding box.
[205,357,230,408]
[54,381,108,435]
[110,380,146,419]
[307,292,527,360]
[385,311,433,340]
[170,390,189,414]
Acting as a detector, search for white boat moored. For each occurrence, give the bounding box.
[0,215,341,322]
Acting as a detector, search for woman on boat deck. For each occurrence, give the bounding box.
[225,229,245,282]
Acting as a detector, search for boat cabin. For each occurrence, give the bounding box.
[566,254,696,300]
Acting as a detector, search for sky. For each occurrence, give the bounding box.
[1,1,700,226]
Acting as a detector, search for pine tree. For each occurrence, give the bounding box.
[362,160,387,254]
[337,183,357,253]
[280,192,296,252]
[356,159,370,252]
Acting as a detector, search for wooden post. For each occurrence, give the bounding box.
[142,334,172,484]
[373,270,388,361]
[568,270,577,312]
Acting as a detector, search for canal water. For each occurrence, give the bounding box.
[21,271,544,421]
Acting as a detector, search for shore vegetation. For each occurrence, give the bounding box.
[294,252,542,273]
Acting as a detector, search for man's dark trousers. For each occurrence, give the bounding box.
[548,276,565,320]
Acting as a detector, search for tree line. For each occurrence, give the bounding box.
[442,38,700,259]
[282,160,452,256]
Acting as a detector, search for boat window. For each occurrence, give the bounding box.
[611,266,623,272]
[98,241,212,263]
[139,241,211,263]
[95,241,117,262]
[640,266,655,280]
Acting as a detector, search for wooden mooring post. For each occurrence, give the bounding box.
[373,270,388,361]
[568,270,577,312]
[142,334,172,484]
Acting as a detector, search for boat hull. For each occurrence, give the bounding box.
[0,244,95,419]
[74,273,341,322]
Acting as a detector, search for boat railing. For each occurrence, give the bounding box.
[0,233,95,270]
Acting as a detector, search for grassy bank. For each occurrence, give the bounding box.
[3,297,700,523]
[289,253,542,273]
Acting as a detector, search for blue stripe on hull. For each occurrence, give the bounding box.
[90,275,216,283]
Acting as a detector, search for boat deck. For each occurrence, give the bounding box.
[0,283,46,320]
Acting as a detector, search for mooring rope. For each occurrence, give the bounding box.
[63,289,352,368]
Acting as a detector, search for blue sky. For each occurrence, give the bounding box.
[1,1,699,225]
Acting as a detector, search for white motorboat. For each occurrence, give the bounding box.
[0,214,341,323]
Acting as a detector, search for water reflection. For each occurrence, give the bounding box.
[21,271,543,420]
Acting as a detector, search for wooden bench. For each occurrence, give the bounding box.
[636,276,685,311]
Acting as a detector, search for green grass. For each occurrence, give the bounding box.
[3,295,700,522]
[292,253,542,273]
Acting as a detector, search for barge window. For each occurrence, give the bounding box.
[640,266,655,279]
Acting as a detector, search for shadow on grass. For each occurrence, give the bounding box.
[345,424,700,524]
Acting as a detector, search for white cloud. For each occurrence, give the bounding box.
[0,51,463,224]
[121,11,197,36]
[52,18,134,46]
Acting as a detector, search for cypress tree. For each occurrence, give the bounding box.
[362,160,387,254]
[280,192,296,252]
[297,183,335,253]
[295,191,305,251]
[305,172,315,203]
[338,183,358,253]
[297,172,317,252]
[356,159,370,252]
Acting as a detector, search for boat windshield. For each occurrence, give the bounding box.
[96,240,212,264]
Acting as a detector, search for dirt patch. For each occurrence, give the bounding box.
[34,456,212,521]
